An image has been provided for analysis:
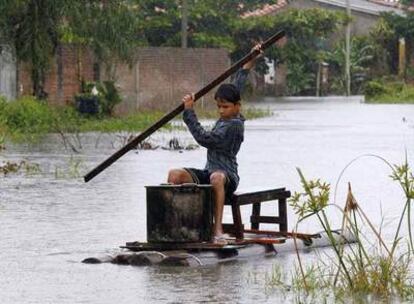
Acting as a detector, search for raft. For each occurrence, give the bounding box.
[82,229,356,266]
[82,184,356,266]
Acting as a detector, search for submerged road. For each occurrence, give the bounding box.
[1,96,413,303]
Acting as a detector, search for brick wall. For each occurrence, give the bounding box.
[17,45,230,114]
[18,45,95,106]
[108,47,230,114]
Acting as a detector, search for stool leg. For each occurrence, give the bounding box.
[231,204,243,240]
[251,203,261,230]
[279,198,288,232]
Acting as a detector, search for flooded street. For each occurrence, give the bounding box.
[1,97,414,303]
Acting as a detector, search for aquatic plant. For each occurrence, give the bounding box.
[54,157,86,179]
[389,158,414,253]
[284,160,414,301]
[0,160,41,177]
[0,134,5,151]
[365,79,414,103]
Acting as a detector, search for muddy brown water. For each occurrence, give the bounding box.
[1,96,413,303]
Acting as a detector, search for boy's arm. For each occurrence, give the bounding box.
[233,44,263,94]
[182,94,239,150]
[183,108,232,150]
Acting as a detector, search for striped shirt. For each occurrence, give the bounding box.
[182,68,249,187]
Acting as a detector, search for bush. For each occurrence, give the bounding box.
[0,96,54,140]
[364,80,388,97]
[75,80,122,116]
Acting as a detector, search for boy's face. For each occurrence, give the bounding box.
[216,99,240,120]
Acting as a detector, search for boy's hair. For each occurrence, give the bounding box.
[214,84,240,104]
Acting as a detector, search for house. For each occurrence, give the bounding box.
[243,0,405,36]
[242,0,406,95]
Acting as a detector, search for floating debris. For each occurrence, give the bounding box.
[162,137,199,151]
[136,141,159,150]
[0,160,41,177]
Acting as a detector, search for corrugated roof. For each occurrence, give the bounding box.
[313,0,404,16]
[241,1,288,19]
[241,0,406,18]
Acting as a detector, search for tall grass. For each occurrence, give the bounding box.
[271,159,414,302]
[0,96,272,144]
[365,80,414,104]
[0,96,171,142]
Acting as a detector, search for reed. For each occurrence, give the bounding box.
[266,159,414,302]
[0,160,41,176]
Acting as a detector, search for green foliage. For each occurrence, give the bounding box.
[0,0,66,99]
[64,1,143,63]
[97,81,122,116]
[232,8,347,95]
[364,80,388,97]
[0,160,41,177]
[0,96,168,142]
[400,0,414,5]
[0,0,141,99]
[76,80,122,116]
[390,160,414,252]
[134,0,271,49]
[365,79,414,103]
[376,12,414,75]
[327,36,375,95]
[0,97,55,141]
[77,111,169,133]
[287,161,414,301]
[290,169,330,219]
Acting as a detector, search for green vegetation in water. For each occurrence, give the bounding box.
[0,96,172,142]
[0,96,272,144]
[54,157,86,179]
[365,79,414,103]
[0,160,41,177]
[262,157,414,302]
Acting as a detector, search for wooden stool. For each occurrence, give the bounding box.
[223,187,291,239]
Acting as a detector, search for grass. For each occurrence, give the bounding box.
[365,80,414,104]
[266,158,414,302]
[0,95,272,143]
[0,160,41,176]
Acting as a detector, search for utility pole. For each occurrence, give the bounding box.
[345,0,351,96]
[181,0,188,48]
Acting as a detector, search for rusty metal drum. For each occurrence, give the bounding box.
[146,184,213,243]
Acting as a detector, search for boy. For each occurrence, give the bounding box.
[167,45,262,244]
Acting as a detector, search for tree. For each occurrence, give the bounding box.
[0,0,67,99]
[231,9,347,95]
[0,0,141,99]
[377,12,414,76]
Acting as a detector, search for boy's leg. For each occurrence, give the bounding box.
[209,171,227,237]
[167,168,193,184]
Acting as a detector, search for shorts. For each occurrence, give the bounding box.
[183,168,237,197]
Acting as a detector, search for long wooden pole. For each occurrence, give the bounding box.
[84,30,286,182]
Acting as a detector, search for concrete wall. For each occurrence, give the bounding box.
[289,0,380,36]
[0,45,16,100]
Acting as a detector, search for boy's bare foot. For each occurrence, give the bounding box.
[212,234,229,245]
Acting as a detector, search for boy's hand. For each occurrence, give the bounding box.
[243,43,263,70]
[183,93,195,109]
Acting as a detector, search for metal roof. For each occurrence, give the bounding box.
[313,0,405,16]
[241,0,406,18]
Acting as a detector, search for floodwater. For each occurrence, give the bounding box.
[1,96,414,303]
